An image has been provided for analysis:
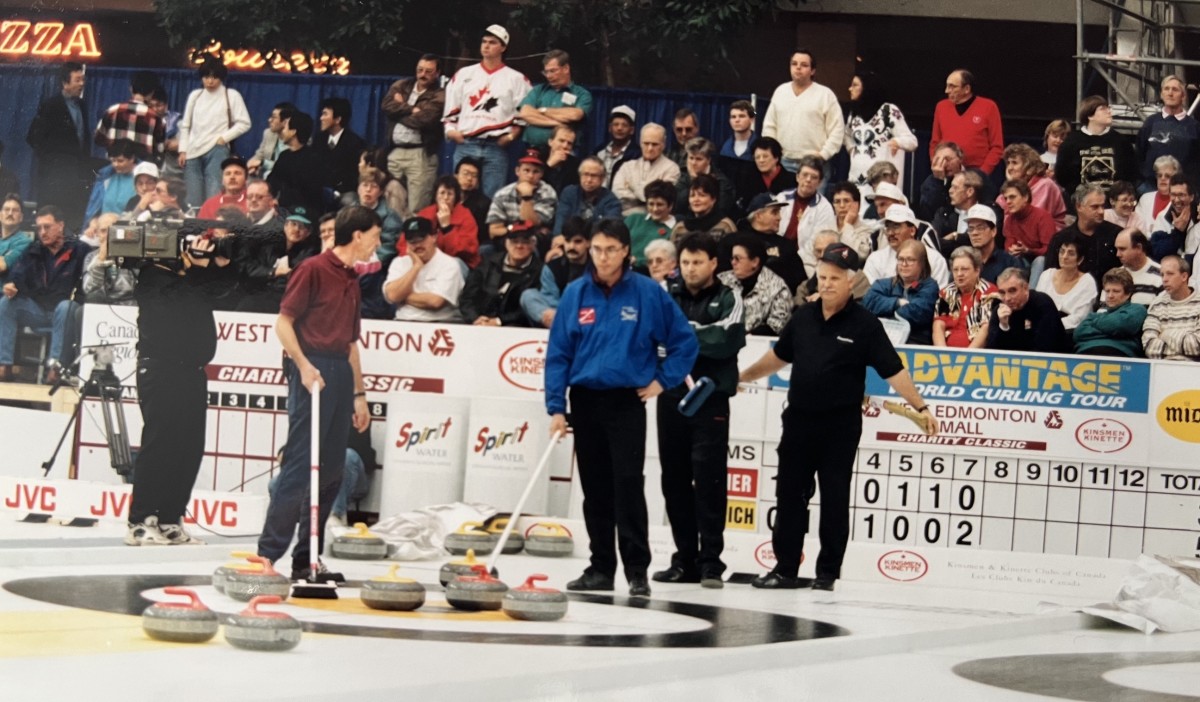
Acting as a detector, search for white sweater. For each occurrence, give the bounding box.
[179,86,252,158]
[762,81,845,161]
[1036,269,1098,330]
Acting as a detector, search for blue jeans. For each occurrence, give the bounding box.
[268,447,365,519]
[257,354,353,569]
[453,138,509,199]
[184,144,229,209]
[0,297,78,365]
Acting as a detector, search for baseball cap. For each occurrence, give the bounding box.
[746,193,787,216]
[286,206,312,225]
[820,242,861,271]
[517,148,546,169]
[872,181,908,205]
[609,105,636,124]
[402,217,434,240]
[483,24,510,46]
[883,204,917,226]
[220,156,248,173]
[964,204,997,226]
[133,162,160,180]
[507,220,537,240]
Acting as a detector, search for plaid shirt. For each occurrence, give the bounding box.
[94,100,165,160]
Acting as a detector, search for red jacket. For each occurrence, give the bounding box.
[930,96,1004,175]
[395,203,480,268]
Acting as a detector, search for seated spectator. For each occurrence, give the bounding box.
[1046,184,1123,287]
[830,181,875,261]
[964,204,1024,284]
[461,222,543,327]
[674,137,736,218]
[1149,173,1200,261]
[522,218,589,327]
[411,175,480,268]
[613,123,681,214]
[1115,228,1163,305]
[1074,268,1147,357]
[540,125,581,195]
[861,161,900,219]
[987,267,1068,353]
[85,139,139,222]
[777,155,836,277]
[717,234,791,335]
[0,194,33,285]
[798,230,870,303]
[1041,118,1071,180]
[999,143,1067,228]
[1137,155,1179,228]
[244,178,282,228]
[82,213,134,304]
[0,206,90,382]
[383,217,465,322]
[864,204,950,288]
[671,174,736,243]
[863,239,938,344]
[1001,178,1056,270]
[456,157,491,250]
[641,238,678,283]
[1142,254,1200,360]
[1055,95,1137,197]
[486,149,557,248]
[349,168,403,260]
[869,181,941,253]
[932,170,1002,258]
[339,147,410,220]
[595,105,639,188]
[933,246,999,348]
[246,101,294,179]
[727,195,803,292]
[197,156,249,219]
[123,162,160,215]
[917,141,965,221]
[553,157,621,243]
[267,111,326,218]
[1035,236,1098,331]
[146,177,186,219]
[735,136,795,212]
[1104,181,1148,233]
[236,208,320,313]
[626,179,677,265]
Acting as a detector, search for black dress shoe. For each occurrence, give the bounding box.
[812,577,836,592]
[628,575,651,598]
[651,565,701,583]
[751,571,812,589]
[700,571,725,589]
[566,570,615,591]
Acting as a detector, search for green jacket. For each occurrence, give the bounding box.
[664,277,746,396]
[1073,300,1147,357]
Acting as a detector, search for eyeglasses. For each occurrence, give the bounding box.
[897,257,919,263]
[591,245,625,258]
[730,255,748,262]
[966,224,992,233]
[646,256,669,265]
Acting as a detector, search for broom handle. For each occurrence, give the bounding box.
[486,430,563,572]
[309,380,321,578]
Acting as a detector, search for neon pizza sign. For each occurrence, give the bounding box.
[0,21,100,59]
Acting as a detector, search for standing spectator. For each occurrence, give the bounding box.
[1115,229,1163,305]
[460,223,543,327]
[1142,255,1200,360]
[1047,184,1123,287]
[863,239,939,344]
[1001,179,1057,274]
[196,156,249,219]
[613,123,681,214]
[93,70,165,162]
[1074,268,1148,357]
[443,25,531,198]
[987,268,1069,353]
[625,179,677,264]
[830,182,875,260]
[1036,237,1098,331]
[777,155,837,278]
[1042,118,1071,179]
[674,138,736,219]
[917,141,965,221]
[930,69,1004,175]
[382,54,445,213]
[933,247,998,348]
[26,62,93,230]
[718,99,757,197]
[671,174,736,243]
[485,150,558,246]
[317,97,367,196]
[246,102,295,179]
[718,234,792,335]
[762,49,844,174]
[553,157,622,240]
[0,195,32,286]
[1137,155,1180,227]
[147,87,183,181]
[384,217,465,323]
[521,218,589,328]
[268,112,326,219]
[668,108,701,169]
[85,139,139,222]
[843,73,918,193]
[1137,75,1200,192]
[456,158,491,250]
[414,175,480,268]
[736,136,796,211]
[1055,95,1137,197]
[1104,181,1149,233]
[595,106,639,188]
[1149,173,1200,261]
[1000,143,1068,228]
[518,50,592,149]
[178,57,252,205]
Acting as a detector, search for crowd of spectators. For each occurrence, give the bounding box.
[4,29,1200,384]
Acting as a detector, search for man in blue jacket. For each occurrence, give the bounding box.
[545,218,699,598]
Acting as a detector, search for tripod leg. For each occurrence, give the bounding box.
[99,385,134,480]
[41,381,87,477]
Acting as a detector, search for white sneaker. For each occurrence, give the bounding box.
[157,521,205,545]
[124,515,170,546]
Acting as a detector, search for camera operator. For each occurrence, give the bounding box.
[124,230,231,546]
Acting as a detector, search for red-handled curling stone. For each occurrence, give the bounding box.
[142,587,219,643]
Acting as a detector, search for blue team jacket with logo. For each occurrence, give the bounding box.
[544,268,699,416]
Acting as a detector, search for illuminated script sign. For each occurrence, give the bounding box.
[0,21,100,59]
[193,42,350,75]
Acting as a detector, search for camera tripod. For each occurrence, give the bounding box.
[41,343,133,480]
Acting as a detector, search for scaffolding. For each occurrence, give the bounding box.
[1076,0,1200,128]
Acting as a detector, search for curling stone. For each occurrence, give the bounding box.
[502,574,569,622]
[360,564,426,612]
[329,522,389,560]
[524,523,574,558]
[438,549,499,586]
[445,565,508,611]
[224,555,291,602]
[486,517,524,555]
[444,521,498,556]
[211,551,260,594]
[141,587,219,643]
[223,595,302,652]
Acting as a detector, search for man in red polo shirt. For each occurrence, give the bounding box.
[197,157,249,218]
[257,205,381,580]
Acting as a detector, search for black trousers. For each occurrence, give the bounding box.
[656,390,729,575]
[569,386,649,579]
[772,405,862,580]
[128,358,209,525]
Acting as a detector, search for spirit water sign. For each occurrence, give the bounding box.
[0,21,100,59]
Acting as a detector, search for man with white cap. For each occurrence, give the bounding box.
[864,203,949,287]
[123,161,161,215]
[964,204,1024,284]
[870,180,942,255]
[443,25,531,199]
[595,105,639,188]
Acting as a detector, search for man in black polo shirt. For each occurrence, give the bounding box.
[739,243,937,592]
